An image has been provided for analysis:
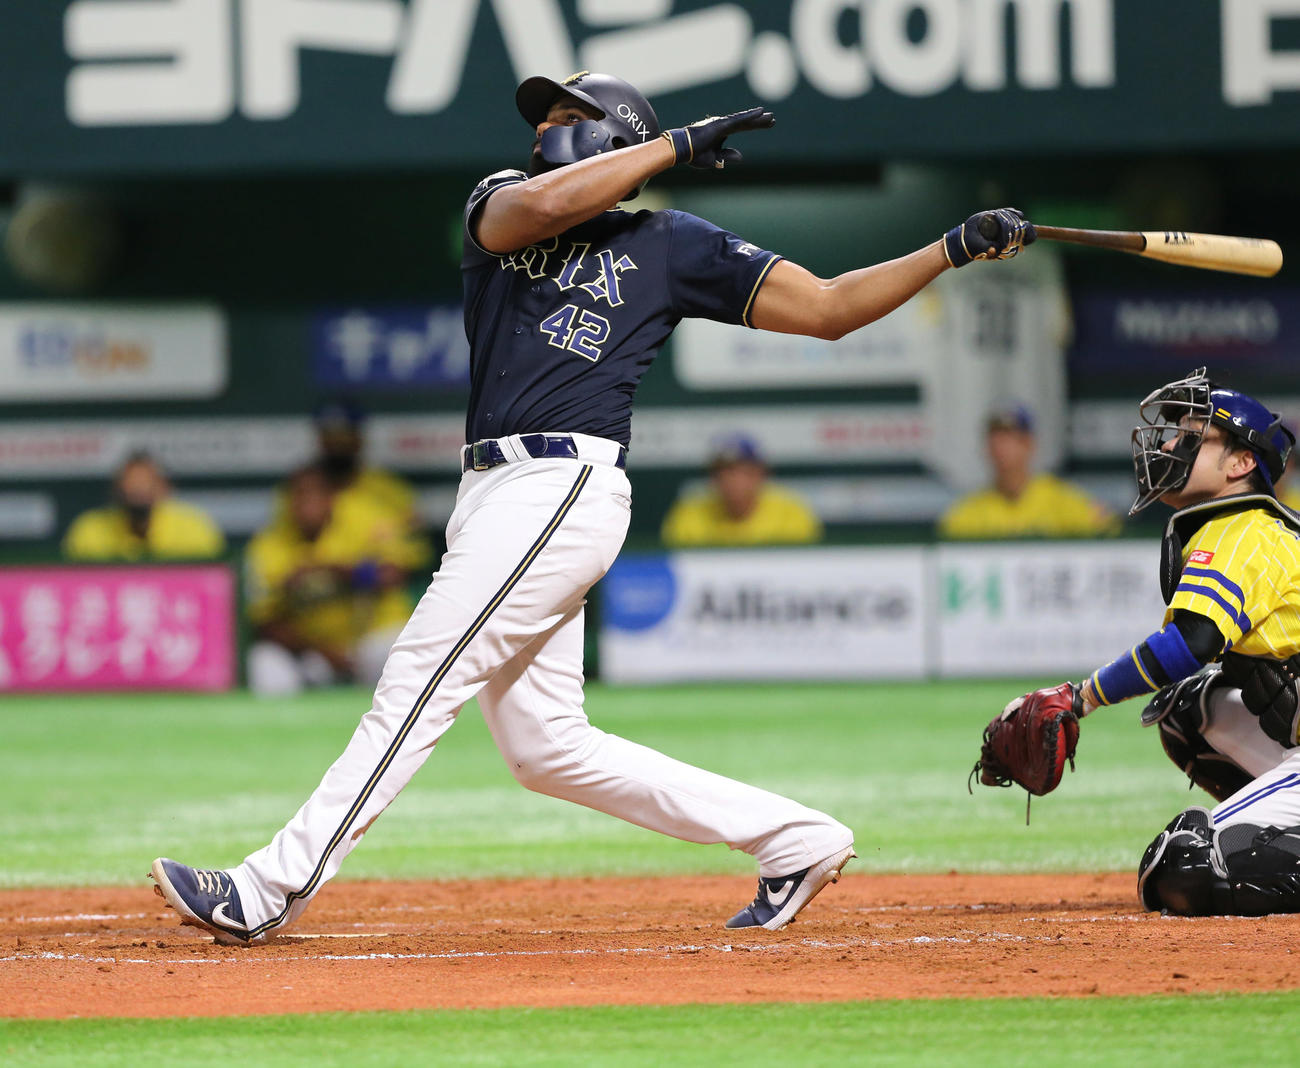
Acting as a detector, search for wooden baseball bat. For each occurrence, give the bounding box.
[1033,225,1283,278]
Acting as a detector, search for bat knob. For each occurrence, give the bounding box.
[977,213,1000,241]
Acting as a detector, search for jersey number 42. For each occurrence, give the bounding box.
[539,304,611,363]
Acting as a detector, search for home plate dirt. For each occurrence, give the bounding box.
[4,872,1300,1018]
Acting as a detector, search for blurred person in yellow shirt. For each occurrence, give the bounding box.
[661,433,823,548]
[938,405,1119,540]
[310,399,419,530]
[63,451,225,561]
[274,400,431,573]
[245,464,424,696]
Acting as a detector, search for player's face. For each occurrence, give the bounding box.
[530,96,602,171]
[290,473,334,539]
[1159,423,1255,507]
[713,460,766,520]
[116,461,167,510]
[986,428,1034,478]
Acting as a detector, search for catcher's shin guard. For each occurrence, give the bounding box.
[1212,822,1300,916]
[1138,807,1231,914]
[1138,809,1300,916]
[1141,669,1251,803]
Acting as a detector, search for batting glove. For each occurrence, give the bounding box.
[944,208,1036,267]
[662,107,775,170]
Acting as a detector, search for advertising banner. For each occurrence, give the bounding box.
[627,404,928,467]
[0,404,926,478]
[0,565,236,692]
[935,541,1165,676]
[0,303,226,402]
[0,416,320,479]
[599,547,928,682]
[674,298,934,390]
[1068,288,1300,391]
[311,305,471,391]
[598,541,1171,683]
[0,494,56,539]
[3,3,1299,176]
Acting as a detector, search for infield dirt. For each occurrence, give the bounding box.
[4,872,1299,1018]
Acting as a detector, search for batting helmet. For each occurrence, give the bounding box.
[1130,367,1295,514]
[515,71,660,197]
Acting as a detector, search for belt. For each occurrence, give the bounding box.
[461,433,627,473]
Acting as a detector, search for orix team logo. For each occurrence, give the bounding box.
[1188,550,1215,565]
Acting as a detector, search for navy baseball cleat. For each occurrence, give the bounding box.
[150,857,260,946]
[726,844,856,930]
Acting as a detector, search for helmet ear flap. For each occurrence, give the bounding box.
[1265,419,1296,483]
[538,120,616,166]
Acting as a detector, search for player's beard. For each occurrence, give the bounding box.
[527,142,561,178]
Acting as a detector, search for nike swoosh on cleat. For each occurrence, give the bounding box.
[765,881,796,907]
[210,902,247,932]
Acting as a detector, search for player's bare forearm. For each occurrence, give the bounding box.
[749,243,949,339]
[476,139,677,253]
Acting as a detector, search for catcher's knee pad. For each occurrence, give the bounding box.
[1138,806,1231,915]
[1139,809,1300,916]
[1141,669,1251,803]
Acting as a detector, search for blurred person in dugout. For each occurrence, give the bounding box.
[245,463,429,696]
[305,399,419,531]
[661,432,823,548]
[938,405,1120,539]
[62,450,225,561]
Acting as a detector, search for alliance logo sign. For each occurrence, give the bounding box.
[599,547,927,682]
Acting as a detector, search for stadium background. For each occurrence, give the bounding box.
[3,1,1300,1063]
[2,0,1298,560]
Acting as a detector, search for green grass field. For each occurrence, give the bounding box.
[0,680,1276,1064]
[5,995,1300,1067]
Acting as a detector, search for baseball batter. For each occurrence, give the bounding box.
[152,71,1035,942]
[993,368,1300,915]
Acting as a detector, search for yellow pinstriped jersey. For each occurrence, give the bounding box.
[1163,504,1300,660]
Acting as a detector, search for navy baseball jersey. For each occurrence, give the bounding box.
[462,169,783,447]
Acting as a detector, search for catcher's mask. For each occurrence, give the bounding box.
[515,71,660,198]
[1130,367,1295,515]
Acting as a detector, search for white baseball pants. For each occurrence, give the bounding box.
[230,440,852,936]
[1204,687,1300,829]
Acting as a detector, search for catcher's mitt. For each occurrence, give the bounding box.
[970,682,1082,822]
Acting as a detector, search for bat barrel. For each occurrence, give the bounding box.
[1034,225,1283,278]
[1138,231,1283,278]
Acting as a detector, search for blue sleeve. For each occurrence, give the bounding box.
[665,211,783,328]
[1089,623,1207,707]
[462,169,528,262]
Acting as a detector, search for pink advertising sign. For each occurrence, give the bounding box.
[0,565,235,692]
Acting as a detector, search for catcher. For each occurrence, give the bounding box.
[974,368,1300,916]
